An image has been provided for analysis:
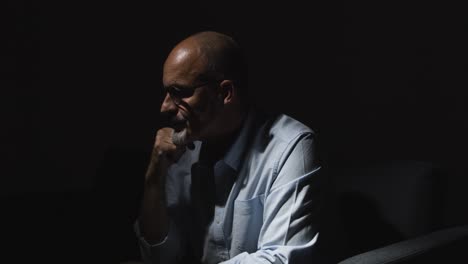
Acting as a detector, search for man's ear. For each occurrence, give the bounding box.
[219,80,235,104]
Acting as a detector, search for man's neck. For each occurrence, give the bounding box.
[199,110,247,164]
[199,129,236,165]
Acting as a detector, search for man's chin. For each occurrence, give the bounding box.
[172,129,192,146]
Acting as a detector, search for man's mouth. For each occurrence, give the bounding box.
[170,119,186,132]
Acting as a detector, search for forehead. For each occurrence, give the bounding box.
[163,46,208,86]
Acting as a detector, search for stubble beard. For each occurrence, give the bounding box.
[172,128,190,146]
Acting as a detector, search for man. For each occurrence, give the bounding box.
[135,31,322,264]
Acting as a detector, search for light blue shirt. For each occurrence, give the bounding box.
[135,108,322,264]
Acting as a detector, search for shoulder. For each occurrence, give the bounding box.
[244,110,320,193]
[253,110,316,148]
[269,114,315,142]
[267,114,317,169]
[247,109,318,164]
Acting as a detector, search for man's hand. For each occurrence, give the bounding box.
[145,127,187,184]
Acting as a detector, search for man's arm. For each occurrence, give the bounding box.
[222,134,323,264]
[139,156,170,243]
[136,128,187,264]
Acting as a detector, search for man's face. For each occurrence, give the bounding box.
[160,48,223,146]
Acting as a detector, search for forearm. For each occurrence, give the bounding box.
[219,236,319,264]
[139,184,169,243]
[139,159,170,243]
[136,165,186,264]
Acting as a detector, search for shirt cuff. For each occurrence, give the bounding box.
[134,220,168,247]
[134,219,183,264]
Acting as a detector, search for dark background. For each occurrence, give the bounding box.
[2,0,467,262]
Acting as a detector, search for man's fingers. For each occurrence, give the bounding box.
[154,127,195,164]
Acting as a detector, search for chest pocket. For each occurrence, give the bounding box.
[230,194,265,257]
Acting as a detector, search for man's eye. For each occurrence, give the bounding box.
[169,87,192,98]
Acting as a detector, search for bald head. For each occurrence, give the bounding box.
[160,31,249,144]
[164,31,247,92]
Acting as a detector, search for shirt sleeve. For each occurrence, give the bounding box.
[220,133,323,264]
[134,217,186,264]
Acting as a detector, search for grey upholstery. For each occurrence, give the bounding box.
[338,225,468,264]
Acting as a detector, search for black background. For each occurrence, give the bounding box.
[2,0,467,262]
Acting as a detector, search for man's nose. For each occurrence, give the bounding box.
[160,93,178,113]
